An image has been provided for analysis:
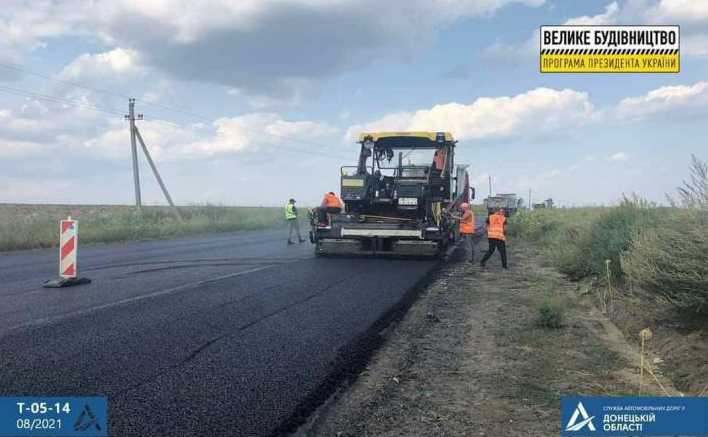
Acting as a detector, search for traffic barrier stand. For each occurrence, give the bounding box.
[43,216,91,288]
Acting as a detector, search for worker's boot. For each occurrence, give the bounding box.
[299,238,306,243]
[287,240,295,245]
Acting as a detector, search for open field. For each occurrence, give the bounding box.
[0,204,289,251]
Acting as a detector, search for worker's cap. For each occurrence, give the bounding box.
[289,198,296,202]
[460,202,470,210]
[328,191,336,195]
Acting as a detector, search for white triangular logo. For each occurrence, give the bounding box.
[565,401,596,432]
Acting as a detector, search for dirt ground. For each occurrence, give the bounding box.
[609,283,708,397]
[296,240,691,437]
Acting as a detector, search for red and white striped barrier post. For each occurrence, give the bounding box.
[43,216,91,288]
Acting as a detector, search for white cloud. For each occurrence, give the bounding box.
[0,97,106,157]
[485,0,708,61]
[346,87,596,142]
[346,80,708,146]
[564,1,620,25]
[182,113,337,156]
[615,81,708,120]
[484,2,620,60]
[0,0,545,99]
[0,1,84,46]
[0,89,338,163]
[608,152,628,161]
[59,48,143,80]
[647,0,708,23]
[0,138,45,157]
[84,112,338,160]
[83,119,198,160]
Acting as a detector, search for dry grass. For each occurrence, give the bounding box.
[0,204,286,251]
[622,209,708,312]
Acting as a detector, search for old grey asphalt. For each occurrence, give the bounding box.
[0,228,437,436]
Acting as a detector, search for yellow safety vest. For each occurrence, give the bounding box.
[285,203,297,220]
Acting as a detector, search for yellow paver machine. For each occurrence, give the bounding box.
[310,131,474,258]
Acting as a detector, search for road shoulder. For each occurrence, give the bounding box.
[298,241,671,436]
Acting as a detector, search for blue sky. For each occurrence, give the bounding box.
[0,0,706,206]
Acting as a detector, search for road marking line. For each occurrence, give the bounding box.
[3,265,276,335]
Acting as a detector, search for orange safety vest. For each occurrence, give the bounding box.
[487,212,506,241]
[460,210,475,235]
[322,192,343,209]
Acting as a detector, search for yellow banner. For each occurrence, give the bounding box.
[341,178,364,187]
[540,54,679,73]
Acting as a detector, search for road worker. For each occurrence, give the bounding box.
[285,198,305,245]
[321,191,343,214]
[480,207,508,269]
[458,202,476,262]
[433,148,446,172]
[320,191,343,225]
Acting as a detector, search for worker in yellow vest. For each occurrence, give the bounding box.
[480,208,508,269]
[285,198,306,245]
[458,203,476,262]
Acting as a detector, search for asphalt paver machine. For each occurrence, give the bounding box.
[310,131,473,257]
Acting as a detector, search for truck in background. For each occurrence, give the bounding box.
[533,198,554,210]
[484,193,522,216]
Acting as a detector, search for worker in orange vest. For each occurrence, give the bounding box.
[320,191,343,225]
[457,202,476,262]
[480,208,508,269]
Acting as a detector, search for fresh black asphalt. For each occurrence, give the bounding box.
[0,228,439,436]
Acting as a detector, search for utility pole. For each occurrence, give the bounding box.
[488,175,492,197]
[125,98,181,219]
[528,188,532,209]
[134,128,179,217]
[125,98,143,207]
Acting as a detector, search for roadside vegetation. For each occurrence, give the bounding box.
[509,155,708,312]
[508,155,707,396]
[0,204,286,251]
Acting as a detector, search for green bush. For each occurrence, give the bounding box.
[553,198,661,280]
[511,156,708,314]
[512,198,660,281]
[622,209,708,312]
[508,209,563,242]
[537,296,565,329]
[508,207,603,243]
[545,223,593,280]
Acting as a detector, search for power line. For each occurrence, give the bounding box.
[0,61,210,121]
[0,85,125,117]
[0,83,351,161]
[0,61,352,159]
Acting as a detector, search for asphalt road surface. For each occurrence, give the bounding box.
[0,228,440,436]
